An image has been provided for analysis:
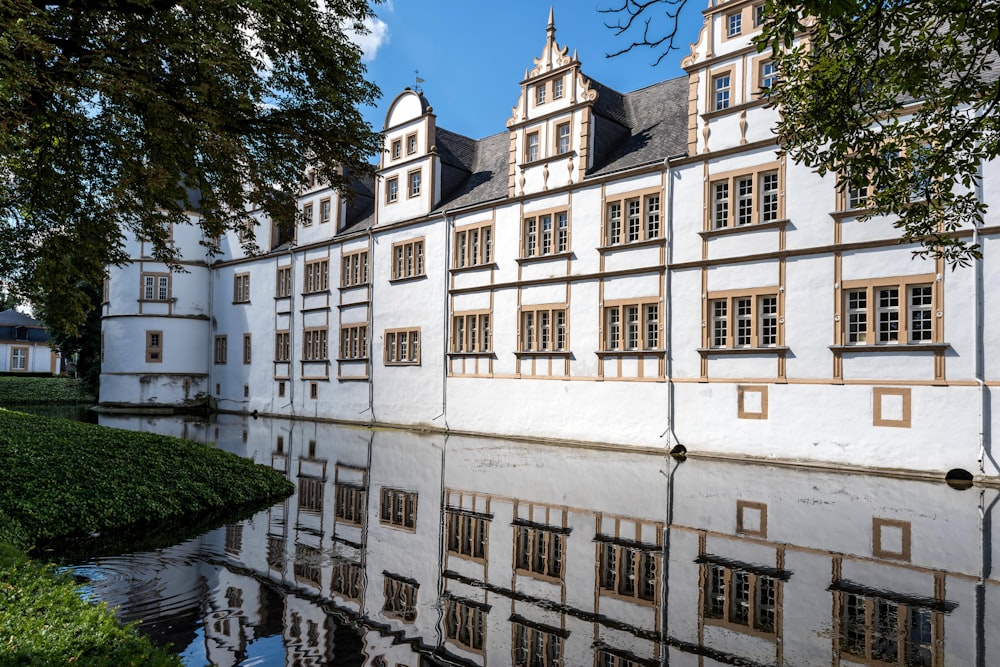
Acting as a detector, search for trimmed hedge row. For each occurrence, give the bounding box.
[0,376,96,405]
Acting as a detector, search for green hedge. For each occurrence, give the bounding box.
[0,409,294,665]
[0,376,95,405]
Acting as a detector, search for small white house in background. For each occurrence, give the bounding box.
[100,4,1000,480]
[0,309,60,375]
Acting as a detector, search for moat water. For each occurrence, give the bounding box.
[52,412,999,666]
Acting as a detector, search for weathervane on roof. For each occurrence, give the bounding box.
[414,70,425,93]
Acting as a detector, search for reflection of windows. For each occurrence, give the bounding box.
[514,524,565,579]
[380,488,417,530]
[709,169,781,228]
[454,222,493,268]
[520,306,567,352]
[444,597,487,651]
[142,273,170,301]
[274,330,290,362]
[451,312,491,353]
[512,619,564,667]
[383,574,418,621]
[303,259,329,293]
[276,266,292,297]
[339,323,368,360]
[146,330,163,363]
[391,238,425,280]
[341,250,369,287]
[606,192,661,245]
[384,328,420,365]
[331,561,363,600]
[446,508,490,560]
[335,483,365,524]
[267,535,284,571]
[522,211,569,258]
[294,544,322,588]
[838,591,936,665]
[303,328,328,361]
[298,477,324,512]
[842,277,938,345]
[708,291,780,349]
[604,302,660,351]
[704,563,776,633]
[598,540,659,603]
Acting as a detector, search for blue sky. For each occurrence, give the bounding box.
[354,0,706,140]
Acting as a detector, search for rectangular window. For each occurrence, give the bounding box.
[598,541,660,603]
[709,167,782,229]
[380,488,417,530]
[233,273,250,303]
[727,12,742,36]
[391,238,425,280]
[759,60,778,93]
[10,347,27,371]
[446,509,489,560]
[753,3,765,26]
[386,176,399,204]
[450,312,491,353]
[331,561,362,600]
[146,331,163,364]
[276,266,292,297]
[335,483,365,525]
[302,203,313,226]
[842,278,938,345]
[527,131,540,162]
[275,330,290,362]
[520,307,567,352]
[444,597,486,651]
[297,477,324,513]
[522,211,569,258]
[512,621,563,666]
[214,335,227,364]
[383,575,418,621]
[391,138,402,160]
[606,191,662,245]
[535,84,546,106]
[514,524,565,579]
[319,197,331,224]
[408,169,421,198]
[555,122,570,154]
[406,133,418,155]
[839,591,936,664]
[339,323,368,360]
[604,302,660,351]
[340,250,369,287]
[704,562,776,633]
[708,291,780,349]
[552,77,564,99]
[453,222,494,268]
[384,327,420,365]
[713,73,731,111]
[141,273,170,301]
[303,328,328,361]
[242,333,252,364]
[303,259,329,294]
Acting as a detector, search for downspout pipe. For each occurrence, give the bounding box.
[435,211,452,431]
[664,152,687,449]
[974,160,987,474]
[366,224,376,424]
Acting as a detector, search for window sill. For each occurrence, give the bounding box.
[450,263,498,275]
[338,283,370,292]
[300,290,330,297]
[274,294,292,300]
[519,151,577,169]
[699,219,789,239]
[830,343,949,353]
[231,300,250,305]
[515,350,571,357]
[596,349,666,357]
[337,375,369,381]
[447,351,496,358]
[384,361,421,367]
[336,357,368,363]
[597,238,666,253]
[388,274,427,284]
[516,251,573,265]
[137,298,176,304]
[701,98,767,121]
[697,346,789,356]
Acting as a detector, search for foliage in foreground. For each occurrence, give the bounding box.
[0,409,293,546]
[0,544,182,667]
[0,376,96,405]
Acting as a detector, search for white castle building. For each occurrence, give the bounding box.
[100,6,1000,480]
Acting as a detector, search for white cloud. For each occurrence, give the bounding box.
[349,14,390,63]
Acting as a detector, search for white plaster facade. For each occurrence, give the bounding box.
[101,6,1000,479]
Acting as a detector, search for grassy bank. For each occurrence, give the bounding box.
[0,409,294,665]
[0,376,95,405]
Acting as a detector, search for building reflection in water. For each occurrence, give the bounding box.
[84,413,998,667]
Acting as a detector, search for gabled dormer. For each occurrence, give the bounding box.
[377,89,438,226]
[506,9,598,197]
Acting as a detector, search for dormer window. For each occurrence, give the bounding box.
[536,85,546,106]
[527,132,540,162]
[391,139,402,160]
[753,3,765,27]
[556,122,571,154]
[406,133,417,155]
[727,12,742,37]
[553,78,564,100]
[713,73,732,110]
[408,169,421,198]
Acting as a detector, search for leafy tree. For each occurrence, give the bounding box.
[0,291,19,312]
[1,0,382,335]
[603,0,996,265]
[44,281,103,393]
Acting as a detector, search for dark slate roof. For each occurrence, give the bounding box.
[0,309,41,328]
[589,78,630,129]
[435,128,477,172]
[589,76,689,176]
[435,131,511,212]
[0,309,51,344]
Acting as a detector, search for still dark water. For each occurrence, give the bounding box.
[55,412,999,666]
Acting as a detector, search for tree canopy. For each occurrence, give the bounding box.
[604,0,999,266]
[0,0,382,335]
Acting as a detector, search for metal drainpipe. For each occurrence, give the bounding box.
[438,211,452,431]
[366,226,376,424]
[664,153,686,448]
[286,241,296,416]
[975,160,986,473]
